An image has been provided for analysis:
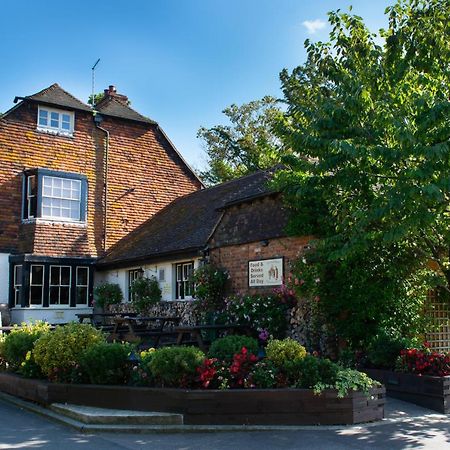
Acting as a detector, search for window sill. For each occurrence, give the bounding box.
[36,127,74,138]
[22,218,87,227]
[11,305,92,309]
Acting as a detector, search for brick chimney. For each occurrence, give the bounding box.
[102,85,129,104]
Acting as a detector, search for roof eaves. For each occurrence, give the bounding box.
[96,247,203,270]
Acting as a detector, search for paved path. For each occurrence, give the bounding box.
[0,397,448,449]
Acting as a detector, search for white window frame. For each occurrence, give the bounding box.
[41,175,82,222]
[49,265,72,306]
[76,266,89,305]
[37,106,74,136]
[26,175,37,218]
[128,268,143,302]
[29,265,45,306]
[175,262,194,300]
[13,265,23,307]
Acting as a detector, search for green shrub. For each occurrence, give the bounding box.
[2,321,51,371]
[266,338,307,367]
[93,282,123,309]
[192,265,228,312]
[366,332,418,369]
[130,276,161,314]
[33,323,105,382]
[284,355,339,388]
[79,342,131,385]
[250,360,278,388]
[130,348,156,386]
[149,346,205,387]
[315,369,380,398]
[208,335,258,361]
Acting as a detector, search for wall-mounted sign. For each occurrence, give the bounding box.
[248,258,283,287]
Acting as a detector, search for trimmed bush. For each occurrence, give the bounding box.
[79,342,131,385]
[93,282,123,309]
[149,346,205,387]
[208,335,258,361]
[367,333,417,369]
[130,276,162,314]
[33,323,105,382]
[2,321,51,371]
[284,355,339,388]
[266,338,307,367]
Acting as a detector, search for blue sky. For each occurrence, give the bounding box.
[0,0,391,171]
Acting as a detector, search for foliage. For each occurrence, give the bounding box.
[93,283,123,309]
[284,355,339,388]
[223,293,291,338]
[315,369,380,398]
[192,264,228,313]
[265,338,307,367]
[130,276,162,314]
[33,323,105,382]
[1,321,50,371]
[208,335,258,362]
[249,360,278,388]
[130,348,156,386]
[366,332,419,369]
[228,347,259,388]
[149,346,205,387]
[88,92,105,106]
[396,343,450,376]
[276,0,450,349]
[198,96,287,185]
[79,342,131,385]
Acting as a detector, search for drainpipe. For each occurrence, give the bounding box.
[94,114,109,252]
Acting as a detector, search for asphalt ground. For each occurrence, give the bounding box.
[0,396,448,449]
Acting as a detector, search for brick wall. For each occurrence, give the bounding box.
[0,101,201,258]
[210,236,312,295]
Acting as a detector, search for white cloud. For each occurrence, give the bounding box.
[302,19,326,34]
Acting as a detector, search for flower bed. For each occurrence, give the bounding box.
[0,372,385,425]
[364,369,449,414]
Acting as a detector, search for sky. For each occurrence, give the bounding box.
[0,0,392,172]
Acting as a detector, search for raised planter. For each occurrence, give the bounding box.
[365,369,449,414]
[0,372,385,425]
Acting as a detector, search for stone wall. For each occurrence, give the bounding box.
[108,301,198,326]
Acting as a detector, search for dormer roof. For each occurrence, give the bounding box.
[14,83,92,112]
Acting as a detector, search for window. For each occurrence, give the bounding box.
[128,269,143,301]
[76,267,89,304]
[13,265,23,306]
[23,169,87,222]
[30,265,44,305]
[49,266,71,305]
[175,262,194,299]
[27,175,37,218]
[42,175,81,220]
[37,106,74,136]
[158,268,165,282]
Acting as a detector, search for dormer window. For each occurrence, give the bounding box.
[37,106,74,136]
[23,169,87,223]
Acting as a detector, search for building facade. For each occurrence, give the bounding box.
[0,83,202,323]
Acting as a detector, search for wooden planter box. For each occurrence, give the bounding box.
[0,372,385,425]
[365,369,450,414]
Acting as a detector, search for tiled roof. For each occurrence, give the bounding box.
[95,96,156,124]
[98,169,276,267]
[17,83,92,112]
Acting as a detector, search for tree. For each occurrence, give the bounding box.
[198,96,287,185]
[88,92,105,107]
[276,0,449,347]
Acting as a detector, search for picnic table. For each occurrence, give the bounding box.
[75,313,137,325]
[109,316,182,346]
[174,323,251,352]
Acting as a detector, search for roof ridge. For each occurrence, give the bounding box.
[28,83,91,108]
